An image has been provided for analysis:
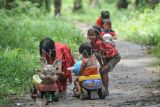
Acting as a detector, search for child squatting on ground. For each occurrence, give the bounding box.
[31,38,75,98]
[87,27,121,96]
[73,42,99,97]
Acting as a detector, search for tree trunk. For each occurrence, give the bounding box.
[131,0,139,10]
[149,0,159,8]
[4,0,14,9]
[0,0,4,9]
[54,0,62,16]
[73,0,82,12]
[45,0,51,11]
[131,0,159,9]
[89,0,99,8]
[116,0,128,9]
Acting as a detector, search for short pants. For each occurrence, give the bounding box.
[100,54,121,73]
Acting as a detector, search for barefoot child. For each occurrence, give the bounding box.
[87,27,121,96]
[31,38,75,97]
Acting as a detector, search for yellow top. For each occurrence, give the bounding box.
[79,74,101,82]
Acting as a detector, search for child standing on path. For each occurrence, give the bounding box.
[87,27,121,96]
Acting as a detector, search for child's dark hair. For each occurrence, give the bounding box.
[87,25,102,39]
[39,38,56,64]
[79,42,93,57]
[102,19,112,28]
[87,26,105,42]
[101,10,110,19]
[92,25,101,34]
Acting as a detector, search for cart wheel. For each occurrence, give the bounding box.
[81,88,88,100]
[45,92,52,105]
[39,91,44,98]
[30,86,37,99]
[54,91,59,102]
[98,87,106,99]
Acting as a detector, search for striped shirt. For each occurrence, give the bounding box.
[80,56,98,76]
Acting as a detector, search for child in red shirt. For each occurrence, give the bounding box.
[87,27,121,96]
[96,11,117,39]
[39,38,75,94]
[96,10,110,28]
[100,19,117,39]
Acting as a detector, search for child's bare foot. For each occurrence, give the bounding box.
[105,92,109,96]
[72,91,81,97]
[105,90,109,96]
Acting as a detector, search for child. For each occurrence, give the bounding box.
[73,42,99,96]
[31,38,75,97]
[92,25,116,46]
[87,27,121,96]
[100,19,117,39]
[41,38,75,93]
[96,10,111,28]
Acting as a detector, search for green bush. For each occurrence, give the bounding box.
[0,48,39,104]
[115,4,160,45]
[0,9,84,52]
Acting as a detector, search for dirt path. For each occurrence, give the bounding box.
[9,22,160,107]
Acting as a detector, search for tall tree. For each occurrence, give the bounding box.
[116,0,128,9]
[54,0,61,16]
[131,0,139,10]
[0,0,15,9]
[149,0,159,8]
[89,0,99,8]
[73,0,82,12]
[131,0,159,9]
[28,0,62,16]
